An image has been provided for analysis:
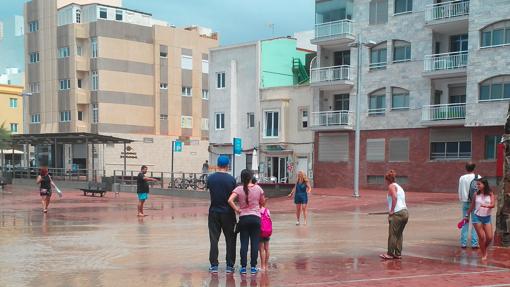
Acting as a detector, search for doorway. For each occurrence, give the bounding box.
[266,156,288,183]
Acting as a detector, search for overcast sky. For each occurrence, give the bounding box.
[0,0,314,71]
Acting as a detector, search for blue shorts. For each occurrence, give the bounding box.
[137,193,149,201]
[474,215,491,225]
[294,192,308,204]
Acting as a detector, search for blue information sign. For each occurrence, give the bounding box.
[233,138,242,155]
[173,141,183,152]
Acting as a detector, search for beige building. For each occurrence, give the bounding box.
[0,84,24,135]
[25,0,218,174]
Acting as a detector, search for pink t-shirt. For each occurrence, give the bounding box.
[233,184,265,217]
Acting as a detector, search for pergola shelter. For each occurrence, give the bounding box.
[3,133,133,182]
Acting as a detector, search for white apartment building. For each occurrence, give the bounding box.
[311,0,509,192]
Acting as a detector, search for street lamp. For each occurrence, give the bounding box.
[349,36,375,198]
[21,91,32,168]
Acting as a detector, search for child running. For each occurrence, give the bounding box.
[259,199,272,271]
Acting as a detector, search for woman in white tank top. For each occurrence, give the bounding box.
[466,177,495,260]
[380,170,409,260]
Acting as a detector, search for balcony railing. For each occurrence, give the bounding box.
[425,0,469,22]
[314,19,354,40]
[424,51,468,72]
[311,110,353,127]
[310,65,352,84]
[421,103,466,121]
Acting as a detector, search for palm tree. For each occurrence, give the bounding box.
[0,122,11,174]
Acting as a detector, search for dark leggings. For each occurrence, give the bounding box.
[239,215,261,268]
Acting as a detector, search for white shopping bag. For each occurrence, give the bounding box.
[55,185,63,198]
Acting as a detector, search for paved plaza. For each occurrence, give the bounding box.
[1,185,510,287]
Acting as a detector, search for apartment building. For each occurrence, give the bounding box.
[311,0,508,192]
[0,84,23,135]
[24,0,218,174]
[209,37,315,182]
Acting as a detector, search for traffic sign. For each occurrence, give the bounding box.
[233,138,242,155]
[174,140,182,152]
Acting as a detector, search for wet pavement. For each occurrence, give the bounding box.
[0,185,509,287]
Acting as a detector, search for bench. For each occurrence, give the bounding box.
[80,182,107,197]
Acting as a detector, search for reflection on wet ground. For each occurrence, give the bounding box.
[1,185,510,286]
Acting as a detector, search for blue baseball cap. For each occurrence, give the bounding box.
[217,155,230,167]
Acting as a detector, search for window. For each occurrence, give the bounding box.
[59,111,71,122]
[76,9,81,23]
[264,111,279,138]
[315,0,353,25]
[318,133,349,162]
[76,46,83,56]
[368,88,386,115]
[450,34,468,52]
[485,135,502,159]
[91,71,98,91]
[479,75,510,101]
[9,98,17,108]
[370,42,387,69]
[300,107,309,128]
[29,21,39,32]
[77,79,82,88]
[367,138,385,161]
[29,52,39,63]
[99,7,108,19]
[58,47,70,58]
[31,114,41,124]
[160,114,168,120]
[78,111,83,121]
[115,10,123,21]
[160,83,168,90]
[181,55,193,70]
[389,138,409,161]
[10,123,18,133]
[394,0,412,14]
[202,89,209,100]
[202,60,209,73]
[160,51,167,58]
[481,20,510,48]
[216,72,226,89]
[367,175,385,185]
[215,112,225,130]
[30,82,40,93]
[247,112,255,128]
[182,87,192,96]
[92,104,98,123]
[181,116,193,129]
[393,40,411,62]
[430,141,471,160]
[59,79,71,90]
[369,0,388,25]
[201,118,209,130]
[91,37,98,58]
[391,87,409,109]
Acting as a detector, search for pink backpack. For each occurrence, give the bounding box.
[260,208,272,238]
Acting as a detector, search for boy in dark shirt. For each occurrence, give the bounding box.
[137,165,158,217]
[207,156,237,273]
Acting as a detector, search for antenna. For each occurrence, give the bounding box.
[267,22,275,36]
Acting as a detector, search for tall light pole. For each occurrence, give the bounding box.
[21,92,32,168]
[350,36,375,198]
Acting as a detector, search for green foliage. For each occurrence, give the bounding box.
[0,122,11,150]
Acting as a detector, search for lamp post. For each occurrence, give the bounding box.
[349,36,375,198]
[21,92,32,168]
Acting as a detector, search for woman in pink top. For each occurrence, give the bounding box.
[466,177,495,260]
[228,169,265,275]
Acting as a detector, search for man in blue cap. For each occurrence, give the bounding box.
[207,155,237,273]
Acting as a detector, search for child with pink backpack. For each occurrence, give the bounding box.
[259,199,272,271]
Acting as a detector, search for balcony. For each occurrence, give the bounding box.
[423,51,467,78]
[76,89,90,104]
[311,20,355,47]
[311,110,354,130]
[310,65,353,90]
[76,56,89,71]
[421,103,466,125]
[425,1,469,29]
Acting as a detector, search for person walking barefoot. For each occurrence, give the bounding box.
[136,165,158,217]
[288,171,311,225]
[466,178,495,260]
[36,167,57,213]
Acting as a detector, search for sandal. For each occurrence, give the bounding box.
[379,253,394,260]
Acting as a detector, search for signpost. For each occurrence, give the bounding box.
[171,140,182,188]
[232,137,242,178]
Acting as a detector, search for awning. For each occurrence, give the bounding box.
[5,132,133,145]
[0,149,23,154]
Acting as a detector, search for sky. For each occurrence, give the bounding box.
[0,0,314,72]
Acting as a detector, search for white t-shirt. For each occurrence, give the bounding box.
[458,173,480,202]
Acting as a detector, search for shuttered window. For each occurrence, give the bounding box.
[369,0,388,25]
[318,133,349,162]
[389,138,409,162]
[367,138,385,161]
